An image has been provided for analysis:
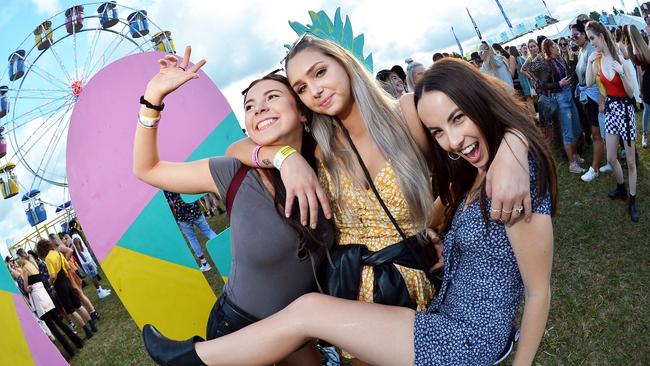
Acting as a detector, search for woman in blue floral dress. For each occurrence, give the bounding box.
[142,59,557,366]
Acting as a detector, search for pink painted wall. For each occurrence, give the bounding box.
[67,52,232,262]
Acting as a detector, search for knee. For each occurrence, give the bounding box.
[286,293,327,325]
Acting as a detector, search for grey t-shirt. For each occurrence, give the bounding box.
[209,157,334,319]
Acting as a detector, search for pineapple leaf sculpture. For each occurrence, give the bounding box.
[285,7,373,73]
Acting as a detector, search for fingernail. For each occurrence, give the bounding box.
[311,224,317,229]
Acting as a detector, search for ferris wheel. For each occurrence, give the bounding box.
[0,1,176,225]
[0,1,176,191]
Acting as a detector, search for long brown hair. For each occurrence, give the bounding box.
[586,21,621,63]
[242,73,324,258]
[413,59,558,228]
[36,239,56,260]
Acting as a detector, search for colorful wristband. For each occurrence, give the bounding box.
[272,145,297,170]
[252,145,262,168]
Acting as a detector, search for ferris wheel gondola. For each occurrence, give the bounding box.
[0,1,177,207]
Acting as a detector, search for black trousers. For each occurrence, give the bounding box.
[41,309,83,357]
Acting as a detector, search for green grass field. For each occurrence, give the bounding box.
[67,123,649,365]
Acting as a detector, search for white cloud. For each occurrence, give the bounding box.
[31,0,61,15]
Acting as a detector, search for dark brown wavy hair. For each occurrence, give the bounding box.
[242,73,324,259]
[413,59,558,229]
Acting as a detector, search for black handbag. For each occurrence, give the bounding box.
[318,120,439,309]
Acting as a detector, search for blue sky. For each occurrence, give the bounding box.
[0,0,638,256]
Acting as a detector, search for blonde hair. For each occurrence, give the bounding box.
[626,25,650,65]
[480,43,499,72]
[285,36,433,230]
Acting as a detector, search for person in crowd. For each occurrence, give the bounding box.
[69,228,112,297]
[163,190,217,272]
[16,248,84,359]
[572,21,607,182]
[626,24,650,148]
[36,239,97,340]
[375,69,406,98]
[618,27,642,103]
[142,58,556,366]
[432,52,444,63]
[391,65,408,92]
[509,46,533,105]
[520,43,529,59]
[226,34,532,366]
[133,46,335,365]
[541,38,585,174]
[479,42,514,92]
[405,58,426,92]
[586,21,640,222]
[492,43,516,77]
[469,51,483,68]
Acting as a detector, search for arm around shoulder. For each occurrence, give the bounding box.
[399,93,431,155]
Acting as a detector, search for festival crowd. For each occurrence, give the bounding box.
[5,10,647,366]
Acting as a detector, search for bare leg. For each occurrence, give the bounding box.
[352,358,374,366]
[76,306,92,322]
[276,341,321,366]
[606,134,625,184]
[195,293,416,366]
[74,287,96,314]
[591,126,604,171]
[71,311,86,326]
[623,141,637,195]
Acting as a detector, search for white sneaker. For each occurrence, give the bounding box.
[569,162,586,174]
[574,155,585,164]
[581,167,599,182]
[643,134,648,148]
[599,163,613,173]
[199,263,212,272]
[97,288,111,299]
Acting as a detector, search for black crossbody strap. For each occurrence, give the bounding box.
[336,119,407,240]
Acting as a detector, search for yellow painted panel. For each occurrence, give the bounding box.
[102,246,217,339]
[0,292,35,366]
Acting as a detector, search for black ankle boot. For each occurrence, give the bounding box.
[608,183,627,200]
[83,324,94,340]
[629,195,639,222]
[142,324,206,366]
[91,311,100,322]
[89,317,98,332]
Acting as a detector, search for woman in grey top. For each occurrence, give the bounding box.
[132,46,333,366]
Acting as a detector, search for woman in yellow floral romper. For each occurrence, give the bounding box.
[228,36,531,366]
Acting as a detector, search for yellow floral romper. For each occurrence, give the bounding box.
[318,161,435,310]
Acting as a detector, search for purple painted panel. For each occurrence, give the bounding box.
[67,52,232,262]
[13,294,68,366]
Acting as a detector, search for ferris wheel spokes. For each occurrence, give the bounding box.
[10,98,74,157]
[22,59,72,91]
[8,95,72,129]
[84,25,136,81]
[46,39,76,85]
[30,104,71,189]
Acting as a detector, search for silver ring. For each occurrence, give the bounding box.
[515,206,524,214]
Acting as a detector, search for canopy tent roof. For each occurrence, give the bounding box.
[503,14,646,48]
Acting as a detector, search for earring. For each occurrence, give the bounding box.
[304,123,311,133]
[448,152,460,160]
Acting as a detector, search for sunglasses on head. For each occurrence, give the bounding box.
[280,31,312,66]
[241,68,284,96]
